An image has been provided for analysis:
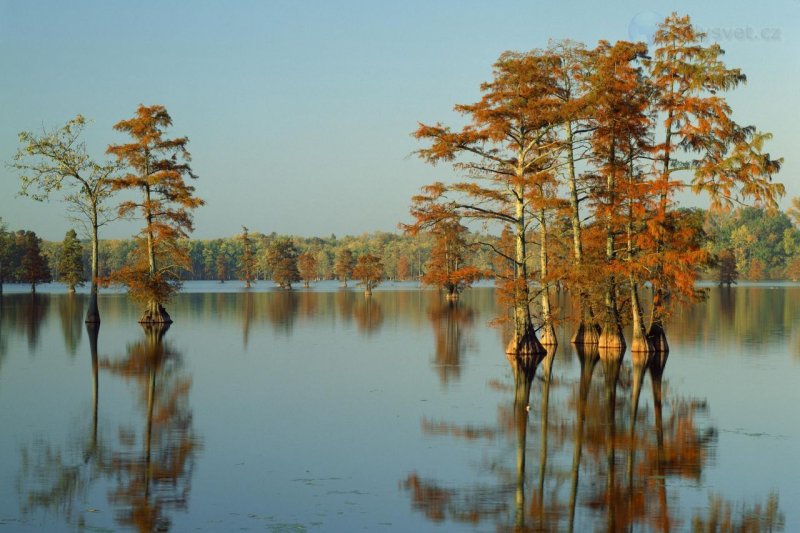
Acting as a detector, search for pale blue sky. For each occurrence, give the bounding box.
[1,0,798,240]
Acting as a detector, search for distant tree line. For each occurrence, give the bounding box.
[5,204,800,295]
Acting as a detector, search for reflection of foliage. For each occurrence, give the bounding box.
[427,299,475,385]
[352,296,383,335]
[16,438,97,523]
[691,492,784,532]
[402,473,508,524]
[0,293,52,351]
[100,324,199,532]
[57,294,85,356]
[402,342,780,532]
[266,291,299,335]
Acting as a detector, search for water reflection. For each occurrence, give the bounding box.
[16,322,199,531]
[58,293,85,356]
[5,284,795,530]
[0,293,50,351]
[427,299,475,386]
[16,322,103,526]
[404,340,784,531]
[353,296,383,336]
[100,324,199,531]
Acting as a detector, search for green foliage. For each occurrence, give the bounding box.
[706,206,796,280]
[18,230,52,291]
[58,229,85,291]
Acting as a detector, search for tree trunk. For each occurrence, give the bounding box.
[506,181,545,356]
[647,109,674,353]
[539,209,557,346]
[85,213,101,324]
[445,285,459,301]
[303,280,309,288]
[566,120,599,345]
[139,299,172,324]
[86,321,100,454]
[630,279,652,353]
[598,144,624,349]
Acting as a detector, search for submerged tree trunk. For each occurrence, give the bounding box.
[647,292,670,352]
[507,183,545,356]
[86,210,101,324]
[445,284,459,301]
[630,279,652,352]
[140,299,172,324]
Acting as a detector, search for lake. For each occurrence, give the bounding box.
[0,281,797,531]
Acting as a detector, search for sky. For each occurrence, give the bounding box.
[1,0,798,241]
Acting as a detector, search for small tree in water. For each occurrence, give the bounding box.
[353,254,384,296]
[59,229,85,293]
[267,238,300,289]
[418,219,483,300]
[19,230,51,293]
[12,115,117,322]
[106,105,204,323]
[298,252,318,288]
[334,248,355,287]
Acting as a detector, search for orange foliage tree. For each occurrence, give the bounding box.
[297,252,318,288]
[107,105,204,323]
[418,219,483,300]
[352,253,383,296]
[334,248,355,287]
[644,13,783,350]
[409,49,565,355]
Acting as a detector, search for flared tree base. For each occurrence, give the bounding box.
[139,303,173,324]
[647,323,669,353]
[505,329,547,356]
[571,321,600,345]
[539,323,558,347]
[598,324,626,350]
[630,333,654,353]
[85,292,101,324]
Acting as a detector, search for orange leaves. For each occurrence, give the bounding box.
[107,105,203,310]
[352,253,384,292]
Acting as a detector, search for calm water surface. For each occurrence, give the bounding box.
[0,281,797,531]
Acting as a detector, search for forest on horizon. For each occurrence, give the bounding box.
[3,202,800,286]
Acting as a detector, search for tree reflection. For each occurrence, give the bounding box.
[266,291,299,335]
[352,296,383,336]
[99,323,199,532]
[241,290,254,349]
[403,348,542,529]
[427,299,475,385]
[58,292,85,356]
[403,338,782,532]
[16,322,104,526]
